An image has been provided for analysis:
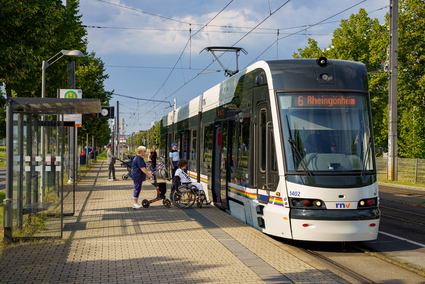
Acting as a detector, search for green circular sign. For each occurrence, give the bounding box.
[64,90,77,99]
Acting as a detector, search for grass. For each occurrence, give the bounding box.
[0,191,5,238]
[96,149,107,161]
[0,146,5,167]
[377,174,425,188]
[0,188,48,257]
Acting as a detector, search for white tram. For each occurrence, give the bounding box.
[159,58,380,242]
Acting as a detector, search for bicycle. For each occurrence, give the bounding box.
[148,161,171,180]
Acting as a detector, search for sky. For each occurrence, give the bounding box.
[75,0,389,135]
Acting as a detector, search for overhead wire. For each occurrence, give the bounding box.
[130,0,291,130]
[125,0,235,133]
[96,0,190,24]
[111,1,389,133]
[246,0,368,66]
[81,24,332,36]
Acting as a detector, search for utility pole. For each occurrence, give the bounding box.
[388,0,398,181]
[67,60,76,184]
[172,98,176,143]
[117,101,120,159]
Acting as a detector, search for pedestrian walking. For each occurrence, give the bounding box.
[107,144,118,181]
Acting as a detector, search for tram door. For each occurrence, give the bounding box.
[212,122,230,209]
[256,102,278,201]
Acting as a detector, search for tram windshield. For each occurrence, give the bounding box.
[278,92,374,174]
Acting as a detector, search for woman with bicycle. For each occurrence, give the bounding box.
[148,145,159,169]
[148,145,160,188]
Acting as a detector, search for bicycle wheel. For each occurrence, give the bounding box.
[159,166,169,179]
[172,185,195,209]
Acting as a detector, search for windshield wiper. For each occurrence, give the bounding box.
[286,115,312,176]
[361,137,372,176]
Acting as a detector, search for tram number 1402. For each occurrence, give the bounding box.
[289,191,301,197]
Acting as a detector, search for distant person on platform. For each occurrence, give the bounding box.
[169,143,180,198]
[148,145,160,184]
[107,144,118,181]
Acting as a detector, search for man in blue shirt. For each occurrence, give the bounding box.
[169,143,180,198]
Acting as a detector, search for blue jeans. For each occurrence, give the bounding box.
[170,162,178,199]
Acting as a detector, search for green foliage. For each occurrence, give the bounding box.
[293,2,425,158]
[0,89,6,140]
[127,122,161,149]
[76,52,112,147]
[0,191,5,204]
[293,38,326,59]
[0,0,113,145]
[0,0,87,98]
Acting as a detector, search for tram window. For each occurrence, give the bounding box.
[160,135,166,158]
[239,117,250,168]
[191,129,197,172]
[270,129,278,172]
[175,132,180,146]
[260,108,267,172]
[230,123,236,167]
[203,124,213,167]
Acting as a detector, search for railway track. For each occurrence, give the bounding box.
[380,204,425,226]
[298,246,376,283]
[281,196,425,283]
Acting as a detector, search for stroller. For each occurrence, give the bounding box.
[120,154,135,180]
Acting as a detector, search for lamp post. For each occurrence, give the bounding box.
[40,50,84,202]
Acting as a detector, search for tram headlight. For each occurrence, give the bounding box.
[289,198,326,209]
[358,198,377,208]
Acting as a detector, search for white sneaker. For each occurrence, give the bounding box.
[108,179,113,181]
[133,203,143,209]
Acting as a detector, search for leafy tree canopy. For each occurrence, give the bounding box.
[293,2,425,158]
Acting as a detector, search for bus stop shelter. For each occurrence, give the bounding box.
[2,97,101,242]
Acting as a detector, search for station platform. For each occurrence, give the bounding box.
[0,161,351,283]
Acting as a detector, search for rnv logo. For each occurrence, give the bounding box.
[336,203,351,208]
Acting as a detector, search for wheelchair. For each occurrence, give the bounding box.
[172,180,208,209]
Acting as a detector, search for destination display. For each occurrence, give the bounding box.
[296,95,358,107]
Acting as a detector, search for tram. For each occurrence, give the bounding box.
[159,58,380,242]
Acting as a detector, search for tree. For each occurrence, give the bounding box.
[77,52,113,147]
[396,0,425,158]
[0,0,87,98]
[0,0,113,144]
[292,4,425,158]
[293,38,326,59]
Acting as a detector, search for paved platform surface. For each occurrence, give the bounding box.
[0,161,350,284]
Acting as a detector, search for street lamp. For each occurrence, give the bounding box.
[41,50,85,98]
[40,49,84,201]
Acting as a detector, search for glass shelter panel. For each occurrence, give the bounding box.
[11,113,66,239]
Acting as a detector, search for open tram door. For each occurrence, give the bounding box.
[212,121,232,210]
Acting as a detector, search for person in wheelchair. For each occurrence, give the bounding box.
[174,159,211,205]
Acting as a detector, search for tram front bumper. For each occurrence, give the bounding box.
[290,208,380,242]
[291,219,379,241]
